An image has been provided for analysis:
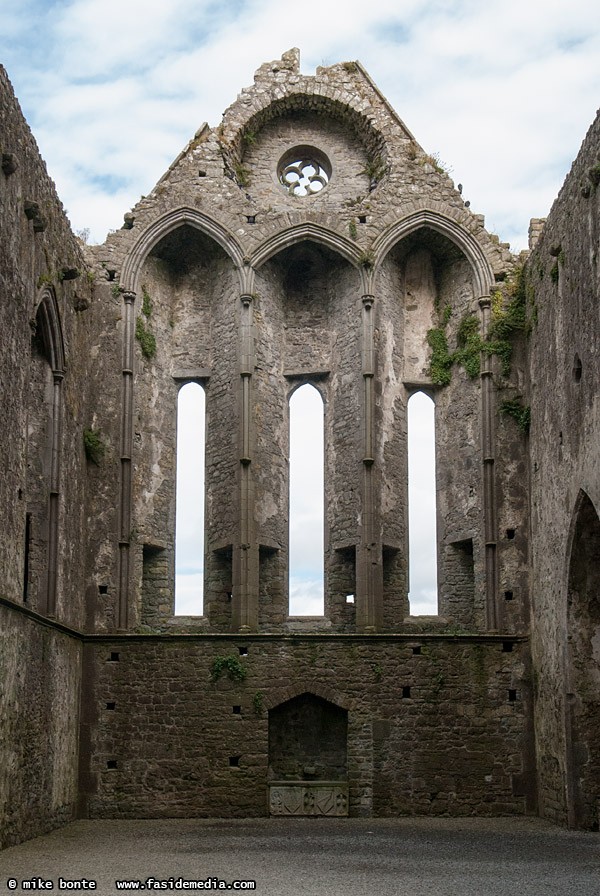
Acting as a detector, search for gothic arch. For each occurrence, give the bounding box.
[251,222,364,281]
[221,88,389,178]
[565,488,600,829]
[34,287,65,374]
[268,691,348,783]
[120,207,248,294]
[373,209,496,297]
[26,287,65,616]
[263,681,349,712]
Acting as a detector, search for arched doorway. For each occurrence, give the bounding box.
[566,490,600,829]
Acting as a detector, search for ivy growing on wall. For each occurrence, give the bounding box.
[83,428,105,464]
[135,285,156,360]
[211,655,247,682]
[500,399,531,433]
[427,265,533,385]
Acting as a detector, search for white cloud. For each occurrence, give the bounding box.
[4,0,598,246]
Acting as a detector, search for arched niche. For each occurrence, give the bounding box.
[376,226,482,630]
[25,290,65,615]
[566,490,600,829]
[140,223,234,370]
[222,91,386,191]
[267,691,350,816]
[238,100,376,206]
[134,224,238,630]
[268,692,348,781]
[252,239,360,630]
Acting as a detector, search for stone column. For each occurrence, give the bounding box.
[479,296,499,631]
[117,289,136,631]
[232,292,259,632]
[45,370,63,617]
[356,295,383,632]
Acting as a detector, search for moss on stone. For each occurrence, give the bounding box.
[427,327,453,385]
[83,428,105,465]
[501,399,531,433]
[135,316,156,360]
[141,285,153,319]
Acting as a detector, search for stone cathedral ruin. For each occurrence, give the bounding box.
[1,49,600,847]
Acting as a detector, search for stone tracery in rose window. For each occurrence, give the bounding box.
[278,147,331,196]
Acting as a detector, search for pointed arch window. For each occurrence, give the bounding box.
[288,384,324,616]
[175,382,206,615]
[407,390,438,614]
[25,290,65,616]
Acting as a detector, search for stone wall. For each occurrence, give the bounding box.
[3,49,600,845]
[80,634,533,819]
[526,109,600,827]
[0,67,94,846]
[0,603,81,849]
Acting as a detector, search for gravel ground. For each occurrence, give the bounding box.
[1,816,598,896]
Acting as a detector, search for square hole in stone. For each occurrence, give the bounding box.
[412,646,421,655]
[358,215,367,224]
[106,701,116,711]
[508,689,517,702]
[504,590,514,601]
[232,705,241,715]
[502,641,514,653]
[98,584,108,595]
[506,528,516,540]
[402,686,411,698]
[229,756,241,767]
[108,652,119,662]
[238,646,248,656]
[106,760,118,769]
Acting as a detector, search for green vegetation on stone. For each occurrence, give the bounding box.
[83,428,105,465]
[501,399,531,433]
[135,316,156,360]
[141,285,153,319]
[211,654,247,682]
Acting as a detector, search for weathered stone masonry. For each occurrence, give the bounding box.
[1,49,599,846]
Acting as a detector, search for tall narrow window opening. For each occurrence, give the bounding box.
[407,391,438,614]
[289,384,324,616]
[175,382,205,615]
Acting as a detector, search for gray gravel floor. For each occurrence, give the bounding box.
[1,817,598,896]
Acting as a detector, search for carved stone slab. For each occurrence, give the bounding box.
[269,782,348,816]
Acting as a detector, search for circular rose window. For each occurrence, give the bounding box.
[278,146,331,196]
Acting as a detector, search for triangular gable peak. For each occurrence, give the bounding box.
[104,49,511,292]
[218,48,417,182]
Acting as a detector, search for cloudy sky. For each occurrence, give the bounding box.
[4,0,599,615]
[3,0,600,251]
